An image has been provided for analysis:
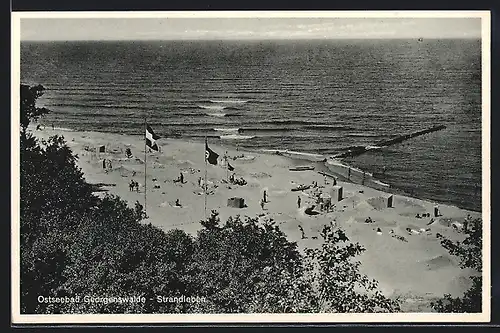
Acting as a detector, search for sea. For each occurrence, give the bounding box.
[20,39,483,212]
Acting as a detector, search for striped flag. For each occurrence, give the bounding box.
[146,124,160,151]
[205,142,219,165]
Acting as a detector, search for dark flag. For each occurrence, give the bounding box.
[227,162,234,171]
[146,124,160,151]
[205,142,219,165]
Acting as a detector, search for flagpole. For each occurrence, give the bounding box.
[204,136,208,223]
[144,117,147,218]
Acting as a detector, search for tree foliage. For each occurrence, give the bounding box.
[19,83,399,314]
[187,212,315,313]
[20,84,49,133]
[431,219,482,313]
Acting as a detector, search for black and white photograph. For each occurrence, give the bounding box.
[11,11,490,323]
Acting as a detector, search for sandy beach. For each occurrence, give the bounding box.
[31,126,481,311]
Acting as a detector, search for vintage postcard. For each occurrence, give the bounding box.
[11,10,491,324]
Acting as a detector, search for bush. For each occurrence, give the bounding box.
[187,212,311,313]
[431,218,482,312]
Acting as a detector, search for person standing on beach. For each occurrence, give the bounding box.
[298,225,305,239]
[260,199,265,210]
[102,159,106,169]
[263,190,267,203]
[297,195,301,208]
[180,172,184,184]
[464,214,471,232]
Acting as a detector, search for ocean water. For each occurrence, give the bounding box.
[20,39,482,211]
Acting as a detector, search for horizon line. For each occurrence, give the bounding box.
[20,37,481,42]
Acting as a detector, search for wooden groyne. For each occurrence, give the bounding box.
[332,125,447,159]
[376,124,447,147]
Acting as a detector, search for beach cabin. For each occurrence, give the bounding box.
[99,145,106,153]
[434,205,440,217]
[387,195,394,208]
[330,186,343,202]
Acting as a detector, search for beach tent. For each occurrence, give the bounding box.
[99,145,106,153]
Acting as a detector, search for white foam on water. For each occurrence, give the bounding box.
[372,179,390,187]
[214,128,240,133]
[284,150,325,158]
[206,112,226,117]
[53,127,74,131]
[220,134,255,140]
[199,105,226,111]
[210,99,248,104]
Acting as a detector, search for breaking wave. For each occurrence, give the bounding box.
[208,99,249,104]
[206,112,226,117]
[220,134,255,140]
[214,128,240,133]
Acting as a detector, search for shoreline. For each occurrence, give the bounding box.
[41,124,480,213]
[31,125,480,216]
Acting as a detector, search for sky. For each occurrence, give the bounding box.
[20,17,482,41]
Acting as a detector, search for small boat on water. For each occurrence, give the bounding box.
[289,165,315,171]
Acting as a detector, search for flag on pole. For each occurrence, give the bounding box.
[205,142,219,165]
[146,124,160,151]
[227,162,234,171]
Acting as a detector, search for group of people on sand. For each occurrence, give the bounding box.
[129,180,139,192]
[229,173,247,186]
